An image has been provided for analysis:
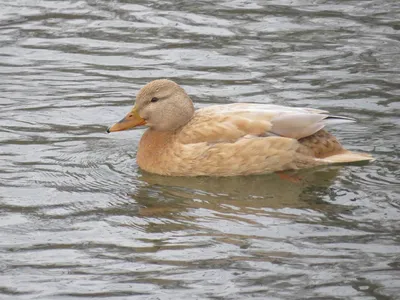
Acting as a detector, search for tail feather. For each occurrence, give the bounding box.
[322,151,374,164]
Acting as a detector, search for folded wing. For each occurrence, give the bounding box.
[178,103,354,144]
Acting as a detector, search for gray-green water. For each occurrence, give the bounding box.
[1,0,399,299]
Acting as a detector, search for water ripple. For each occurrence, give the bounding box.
[0,0,399,299]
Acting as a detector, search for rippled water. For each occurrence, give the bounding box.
[1,0,399,299]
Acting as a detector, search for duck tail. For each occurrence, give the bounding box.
[322,151,375,164]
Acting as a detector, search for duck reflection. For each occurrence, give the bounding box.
[131,166,344,219]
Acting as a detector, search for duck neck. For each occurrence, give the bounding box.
[136,129,175,171]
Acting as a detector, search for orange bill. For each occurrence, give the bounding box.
[107,106,146,133]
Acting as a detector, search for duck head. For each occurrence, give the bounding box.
[107,79,195,133]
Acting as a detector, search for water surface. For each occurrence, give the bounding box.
[0,0,399,299]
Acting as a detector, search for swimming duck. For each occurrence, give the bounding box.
[107,79,373,176]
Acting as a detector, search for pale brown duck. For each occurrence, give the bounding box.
[107,79,373,176]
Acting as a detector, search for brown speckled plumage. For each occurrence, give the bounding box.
[298,129,343,158]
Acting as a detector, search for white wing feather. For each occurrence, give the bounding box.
[181,103,354,144]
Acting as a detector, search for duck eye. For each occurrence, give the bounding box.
[151,97,159,103]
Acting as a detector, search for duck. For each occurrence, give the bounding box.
[107,79,373,176]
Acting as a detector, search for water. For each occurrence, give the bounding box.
[1,0,399,299]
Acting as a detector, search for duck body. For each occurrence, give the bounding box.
[108,80,373,177]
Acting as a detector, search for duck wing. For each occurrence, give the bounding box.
[178,103,354,144]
